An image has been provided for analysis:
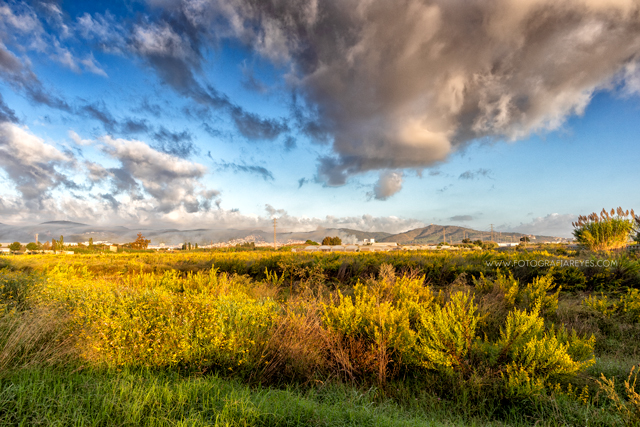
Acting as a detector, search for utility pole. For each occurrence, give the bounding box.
[273,218,277,250]
[490,224,494,242]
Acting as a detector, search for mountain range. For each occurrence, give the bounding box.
[0,221,566,245]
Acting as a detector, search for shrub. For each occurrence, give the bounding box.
[597,365,640,424]
[322,236,342,246]
[322,265,434,383]
[496,302,594,397]
[572,208,634,251]
[583,288,640,323]
[414,291,478,374]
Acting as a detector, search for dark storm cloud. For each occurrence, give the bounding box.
[152,126,197,158]
[459,168,492,180]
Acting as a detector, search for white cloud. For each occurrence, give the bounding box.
[508,213,578,238]
[0,122,72,206]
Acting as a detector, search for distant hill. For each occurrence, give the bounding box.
[0,222,565,245]
[379,225,561,245]
[335,228,393,241]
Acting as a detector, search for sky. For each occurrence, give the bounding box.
[1,0,640,237]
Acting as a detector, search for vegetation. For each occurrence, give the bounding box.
[131,232,151,250]
[322,236,342,245]
[0,250,639,425]
[572,208,635,251]
[8,242,21,252]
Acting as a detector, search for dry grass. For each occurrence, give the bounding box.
[0,307,76,375]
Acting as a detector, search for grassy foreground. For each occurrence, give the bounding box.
[1,367,508,427]
[1,251,639,426]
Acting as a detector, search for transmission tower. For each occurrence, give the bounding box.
[273,218,277,250]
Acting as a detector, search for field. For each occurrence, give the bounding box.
[1,249,639,426]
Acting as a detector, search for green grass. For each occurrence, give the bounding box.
[0,368,514,427]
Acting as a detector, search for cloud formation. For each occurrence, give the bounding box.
[370,171,403,201]
[216,161,275,181]
[0,93,18,123]
[149,0,640,196]
[459,168,492,180]
[152,127,197,158]
[450,215,473,222]
[508,213,578,238]
[96,136,215,213]
[0,122,73,208]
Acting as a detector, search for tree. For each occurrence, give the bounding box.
[131,232,151,250]
[520,236,530,243]
[305,240,319,245]
[89,237,94,247]
[572,208,634,251]
[59,235,64,248]
[461,238,471,244]
[42,241,51,250]
[8,242,21,252]
[322,236,342,245]
[52,239,57,252]
[26,242,38,251]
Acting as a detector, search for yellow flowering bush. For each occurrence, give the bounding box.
[496,302,595,397]
[35,262,281,371]
[1,253,599,396]
[583,288,640,322]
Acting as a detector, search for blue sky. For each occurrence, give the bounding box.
[1,0,640,237]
